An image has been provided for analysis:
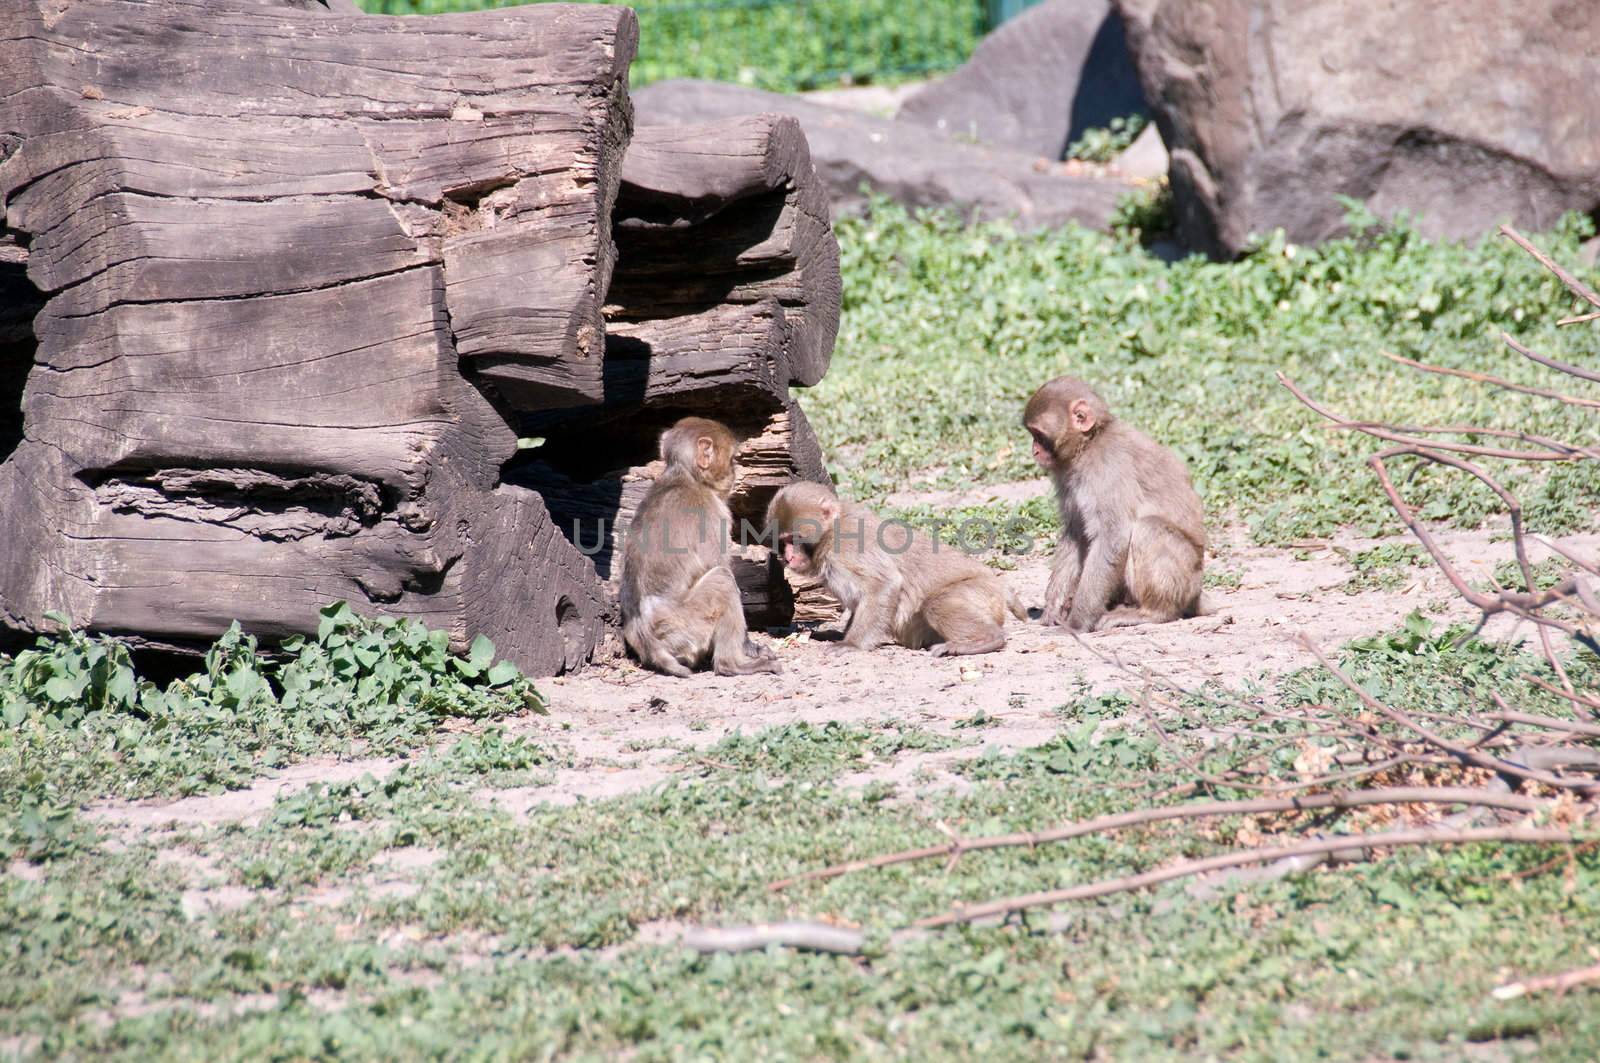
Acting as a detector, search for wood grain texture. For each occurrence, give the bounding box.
[0,0,634,672]
[613,115,840,389]
[0,0,842,670]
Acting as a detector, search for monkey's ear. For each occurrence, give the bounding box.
[820,498,840,522]
[694,435,715,470]
[1068,398,1098,434]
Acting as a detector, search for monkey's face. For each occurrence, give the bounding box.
[767,486,839,576]
[778,532,819,575]
[706,459,737,497]
[1028,426,1058,469]
[1024,379,1104,471]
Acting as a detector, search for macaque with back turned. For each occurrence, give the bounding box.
[1023,376,1205,631]
[619,417,780,677]
[766,481,1024,656]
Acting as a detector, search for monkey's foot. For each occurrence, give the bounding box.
[929,636,1005,657]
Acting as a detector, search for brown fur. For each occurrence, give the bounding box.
[619,417,780,677]
[1023,376,1205,632]
[766,482,1025,657]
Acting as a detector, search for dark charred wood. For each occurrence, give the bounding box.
[0,233,37,461]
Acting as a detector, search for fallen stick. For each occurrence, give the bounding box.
[1301,636,1600,792]
[1492,961,1600,1000]
[767,787,1550,892]
[1499,225,1600,312]
[915,826,1584,929]
[682,921,866,955]
[1378,350,1600,410]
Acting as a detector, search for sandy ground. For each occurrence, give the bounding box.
[86,522,1599,832]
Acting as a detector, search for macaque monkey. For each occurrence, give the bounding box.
[619,417,780,677]
[1023,376,1205,631]
[766,482,1024,656]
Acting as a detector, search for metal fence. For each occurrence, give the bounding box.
[359,0,1021,92]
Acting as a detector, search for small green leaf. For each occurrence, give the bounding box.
[468,635,496,669]
[106,668,137,706]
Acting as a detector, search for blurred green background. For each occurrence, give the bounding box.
[353,0,1046,91]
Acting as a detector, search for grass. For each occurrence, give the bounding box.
[2,622,1597,1058]
[5,207,1600,1058]
[812,199,1600,546]
[355,0,984,92]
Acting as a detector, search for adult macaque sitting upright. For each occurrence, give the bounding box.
[1023,376,1205,631]
[766,482,1024,656]
[619,417,780,677]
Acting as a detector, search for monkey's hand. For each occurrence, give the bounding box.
[811,608,853,641]
[1063,603,1104,633]
[1042,557,1078,627]
[841,629,893,651]
[1041,593,1073,627]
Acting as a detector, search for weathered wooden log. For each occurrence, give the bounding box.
[0,0,633,672]
[613,116,840,389]
[0,0,841,671]
[510,112,839,631]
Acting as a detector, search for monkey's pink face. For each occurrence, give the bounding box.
[779,535,817,575]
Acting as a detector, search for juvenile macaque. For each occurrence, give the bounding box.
[1023,376,1205,631]
[619,417,780,677]
[766,482,1024,656]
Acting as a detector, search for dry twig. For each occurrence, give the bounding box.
[1492,962,1600,1000]
[769,787,1549,892]
[916,826,1585,929]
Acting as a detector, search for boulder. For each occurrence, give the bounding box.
[1117,0,1600,258]
[898,0,1148,161]
[1112,122,1168,182]
[635,80,1131,231]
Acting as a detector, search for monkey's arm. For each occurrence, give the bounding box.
[840,570,900,649]
[1042,534,1082,626]
[1064,537,1124,632]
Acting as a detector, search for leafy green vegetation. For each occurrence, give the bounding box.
[6,199,1600,1059]
[1336,542,1430,593]
[356,0,984,91]
[1489,556,1575,593]
[689,720,959,779]
[0,604,542,859]
[1067,114,1150,162]
[814,200,1600,545]
[2,624,1595,1058]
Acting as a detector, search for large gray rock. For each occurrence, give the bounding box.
[634,80,1131,230]
[1117,0,1600,259]
[898,0,1148,161]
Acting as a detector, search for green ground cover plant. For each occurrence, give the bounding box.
[4,206,1599,1059]
[815,200,1600,545]
[2,622,1595,1058]
[0,604,542,859]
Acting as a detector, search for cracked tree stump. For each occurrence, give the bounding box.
[0,0,838,672]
